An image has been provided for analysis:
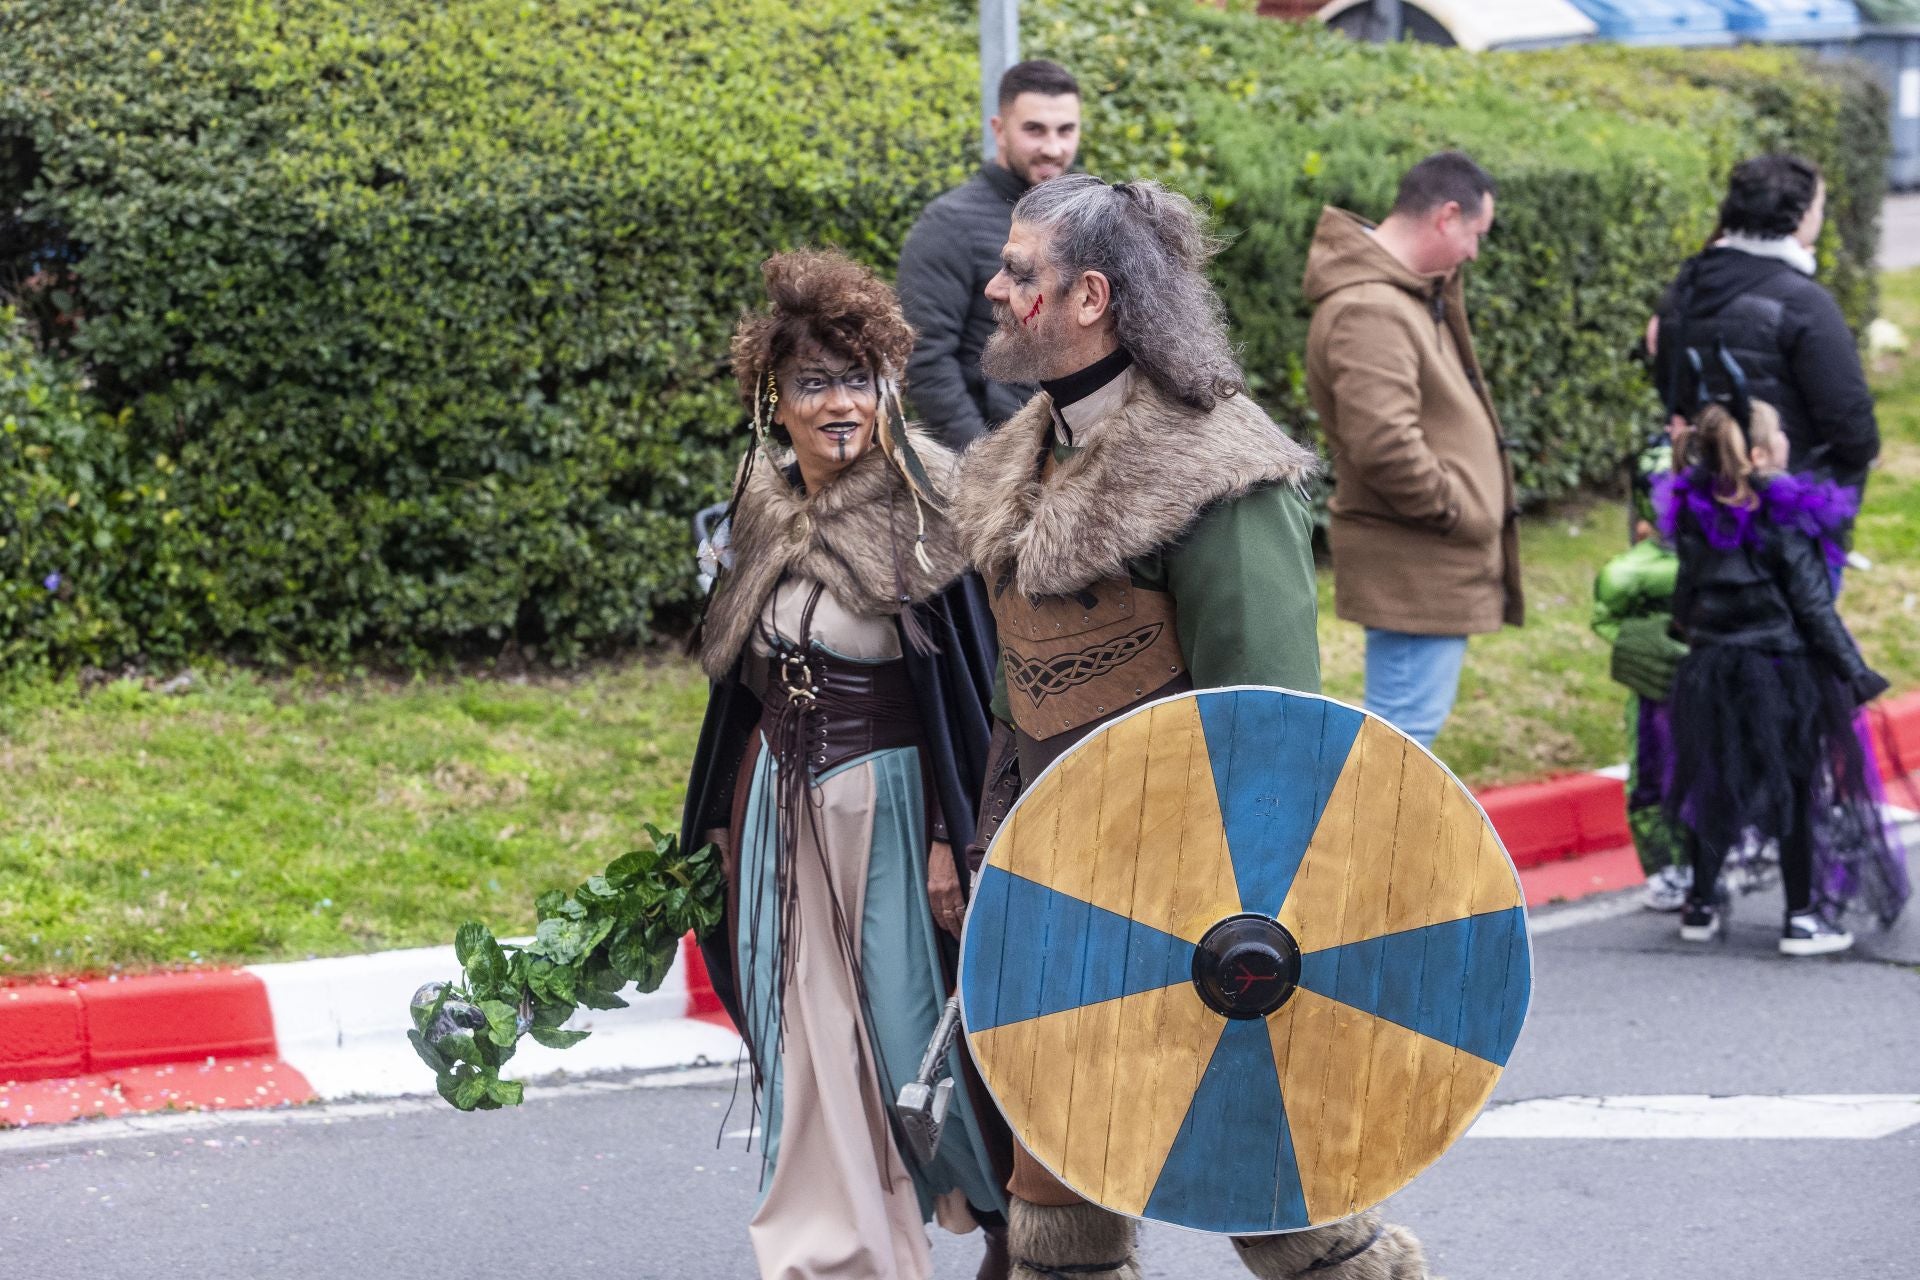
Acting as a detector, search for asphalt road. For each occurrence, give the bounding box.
[4,891,1918,1280]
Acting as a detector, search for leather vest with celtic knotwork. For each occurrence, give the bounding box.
[990,570,1192,779]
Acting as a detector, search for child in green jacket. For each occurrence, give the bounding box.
[1591,438,1690,910]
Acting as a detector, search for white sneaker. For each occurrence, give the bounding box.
[1679,901,1723,943]
[1642,865,1692,913]
[1779,913,1853,957]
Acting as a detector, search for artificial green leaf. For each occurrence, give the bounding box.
[528,1025,590,1050]
[433,1028,480,1064]
[451,1072,491,1110]
[533,915,590,966]
[531,998,575,1029]
[454,921,490,969]
[574,986,629,1011]
[480,999,520,1048]
[408,1028,448,1073]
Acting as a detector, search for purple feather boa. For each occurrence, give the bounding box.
[1653,468,1857,583]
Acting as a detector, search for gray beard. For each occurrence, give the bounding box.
[980,323,1050,384]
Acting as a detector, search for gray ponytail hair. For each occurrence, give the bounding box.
[1012,174,1243,410]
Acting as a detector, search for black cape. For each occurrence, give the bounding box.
[679,573,1000,1033]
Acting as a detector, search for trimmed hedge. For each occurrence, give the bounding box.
[0,309,182,672]
[0,0,976,666]
[1027,4,1887,502]
[0,0,1891,669]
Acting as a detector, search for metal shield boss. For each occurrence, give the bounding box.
[958,687,1531,1235]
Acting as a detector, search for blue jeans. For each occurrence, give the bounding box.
[1364,629,1469,750]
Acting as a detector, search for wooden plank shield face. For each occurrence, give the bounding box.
[959,687,1530,1235]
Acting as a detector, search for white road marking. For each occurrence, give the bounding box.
[10,1074,1917,1157]
[1469,1094,1920,1140]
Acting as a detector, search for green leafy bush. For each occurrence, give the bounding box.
[0,309,182,673]
[0,0,975,665]
[1030,4,1888,504]
[0,0,1891,667]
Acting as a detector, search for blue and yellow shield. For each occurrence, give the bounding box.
[959,687,1530,1235]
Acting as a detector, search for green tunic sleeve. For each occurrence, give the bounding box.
[1155,485,1322,695]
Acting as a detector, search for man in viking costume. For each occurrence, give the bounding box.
[948,176,1433,1279]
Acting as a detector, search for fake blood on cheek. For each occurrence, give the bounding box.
[1021,294,1044,327]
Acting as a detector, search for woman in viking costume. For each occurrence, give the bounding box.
[679,249,1011,1280]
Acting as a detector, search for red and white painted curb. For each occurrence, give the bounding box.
[0,937,737,1128]
[6,692,1918,1130]
[1499,692,1920,907]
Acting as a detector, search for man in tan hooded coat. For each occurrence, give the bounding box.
[1304,151,1523,749]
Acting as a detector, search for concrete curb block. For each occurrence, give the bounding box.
[1478,773,1630,869]
[1470,690,1920,875]
[2,936,738,1107]
[1,970,275,1085]
[251,934,737,1100]
[7,690,1917,1118]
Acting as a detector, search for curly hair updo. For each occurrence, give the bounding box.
[1718,154,1822,240]
[728,249,916,417]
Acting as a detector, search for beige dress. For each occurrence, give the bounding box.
[735,578,1002,1280]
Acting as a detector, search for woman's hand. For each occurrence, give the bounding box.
[702,827,734,876]
[928,841,965,939]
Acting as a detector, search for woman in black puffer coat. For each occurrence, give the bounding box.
[1652,154,1879,500]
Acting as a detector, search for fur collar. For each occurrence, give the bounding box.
[950,377,1318,598]
[1655,466,1857,585]
[698,432,969,679]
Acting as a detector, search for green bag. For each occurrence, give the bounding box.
[1610,613,1688,703]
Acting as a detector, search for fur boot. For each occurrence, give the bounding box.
[1006,1197,1142,1280]
[1232,1212,1431,1279]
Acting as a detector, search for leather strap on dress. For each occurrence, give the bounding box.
[747,587,922,778]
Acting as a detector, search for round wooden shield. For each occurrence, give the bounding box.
[959,687,1530,1235]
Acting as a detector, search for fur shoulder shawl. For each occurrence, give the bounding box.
[949,377,1319,599]
[699,431,969,679]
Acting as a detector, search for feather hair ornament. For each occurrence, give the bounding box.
[876,373,942,575]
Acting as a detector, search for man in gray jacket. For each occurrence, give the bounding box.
[898,60,1081,448]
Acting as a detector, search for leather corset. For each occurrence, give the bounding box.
[741,645,922,778]
[989,571,1190,777]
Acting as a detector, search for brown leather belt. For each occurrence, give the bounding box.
[741,646,922,777]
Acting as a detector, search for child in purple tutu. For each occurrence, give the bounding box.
[1657,392,1909,955]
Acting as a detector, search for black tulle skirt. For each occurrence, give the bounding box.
[1665,643,1910,925]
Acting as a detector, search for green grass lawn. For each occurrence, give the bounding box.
[6,273,1920,977]
[0,664,708,976]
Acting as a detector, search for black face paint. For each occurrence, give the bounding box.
[788,365,873,405]
[780,360,873,468]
